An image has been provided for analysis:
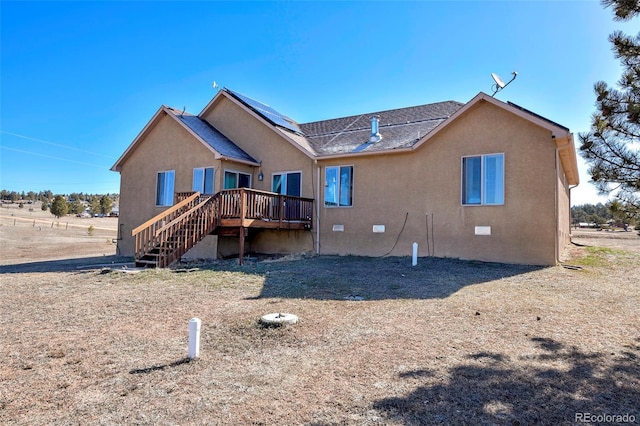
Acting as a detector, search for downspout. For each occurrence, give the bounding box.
[315,159,321,254]
[554,136,578,263]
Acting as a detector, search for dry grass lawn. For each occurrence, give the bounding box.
[1,213,639,425]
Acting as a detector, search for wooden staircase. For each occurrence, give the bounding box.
[131,192,219,268]
[132,189,313,268]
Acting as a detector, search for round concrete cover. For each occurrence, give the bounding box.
[260,313,298,325]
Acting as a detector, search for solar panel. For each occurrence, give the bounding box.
[226,89,303,135]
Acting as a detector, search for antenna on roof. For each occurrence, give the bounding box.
[181,106,186,117]
[491,71,517,97]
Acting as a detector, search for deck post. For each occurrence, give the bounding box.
[240,188,247,227]
[279,195,284,228]
[238,226,246,265]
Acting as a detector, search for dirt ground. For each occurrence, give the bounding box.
[0,208,639,425]
[0,203,118,265]
[570,227,640,252]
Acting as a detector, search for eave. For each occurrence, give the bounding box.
[314,92,581,186]
[200,89,317,159]
[111,106,259,173]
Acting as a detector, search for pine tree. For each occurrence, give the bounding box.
[88,195,101,216]
[579,0,640,217]
[99,195,113,215]
[50,195,68,218]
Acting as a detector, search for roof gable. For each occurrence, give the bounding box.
[200,88,318,159]
[111,106,257,172]
[114,89,578,186]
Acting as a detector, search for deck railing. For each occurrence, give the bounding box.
[131,192,202,262]
[218,188,314,225]
[151,194,218,268]
[132,188,313,267]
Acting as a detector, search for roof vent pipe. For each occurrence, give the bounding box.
[369,116,382,143]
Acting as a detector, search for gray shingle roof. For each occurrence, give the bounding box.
[223,88,465,156]
[300,101,464,155]
[170,109,257,163]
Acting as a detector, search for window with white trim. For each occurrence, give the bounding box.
[462,153,504,205]
[156,170,175,206]
[325,166,353,207]
[193,167,214,195]
[224,170,251,189]
[272,171,301,196]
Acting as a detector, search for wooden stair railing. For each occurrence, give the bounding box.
[131,192,219,267]
[132,188,314,268]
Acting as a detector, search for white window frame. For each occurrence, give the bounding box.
[193,166,215,195]
[223,169,252,189]
[155,170,175,207]
[272,171,302,196]
[324,165,354,208]
[461,153,505,206]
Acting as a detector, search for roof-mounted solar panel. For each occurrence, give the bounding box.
[225,89,303,135]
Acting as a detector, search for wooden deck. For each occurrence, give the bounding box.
[132,188,313,267]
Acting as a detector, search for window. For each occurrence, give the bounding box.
[224,170,251,189]
[462,153,504,205]
[325,166,353,207]
[156,170,175,206]
[272,171,301,196]
[193,167,214,195]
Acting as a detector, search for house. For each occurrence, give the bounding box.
[111,88,579,266]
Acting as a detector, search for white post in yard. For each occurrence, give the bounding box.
[412,242,418,266]
[188,318,201,359]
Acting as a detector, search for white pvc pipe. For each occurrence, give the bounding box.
[412,242,418,266]
[188,318,201,359]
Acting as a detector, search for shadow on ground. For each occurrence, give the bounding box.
[373,336,640,424]
[0,255,133,273]
[208,255,547,301]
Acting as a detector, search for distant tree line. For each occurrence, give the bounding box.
[572,201,638,232]
[0,189,53,203]
[1,189,118,219]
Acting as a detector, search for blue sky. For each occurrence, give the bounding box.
[1,1,636,205]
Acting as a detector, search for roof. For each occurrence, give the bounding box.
[111,105,258,172]
[220,88,464,156]
[224,89,303,135]
[113,89,578,186]
[300,101,464,155]
[217,89,578,185]
[166,108,257,163]
[507,101,570,132]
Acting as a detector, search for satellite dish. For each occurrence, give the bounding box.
[491,73,506,89]
[491,71,518,97]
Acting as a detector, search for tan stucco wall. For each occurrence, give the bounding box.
[556,151,572,258]
[116,96,573,265]
[116,111,221,257]
[317,100,560,265]
[202,96,316,255]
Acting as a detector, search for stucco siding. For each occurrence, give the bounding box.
[317,101,559,265]
[557,151,572,259]
[202,97,315,194]
[114,94,575,266]
[202,96,316,256]
[116,111,220,257]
